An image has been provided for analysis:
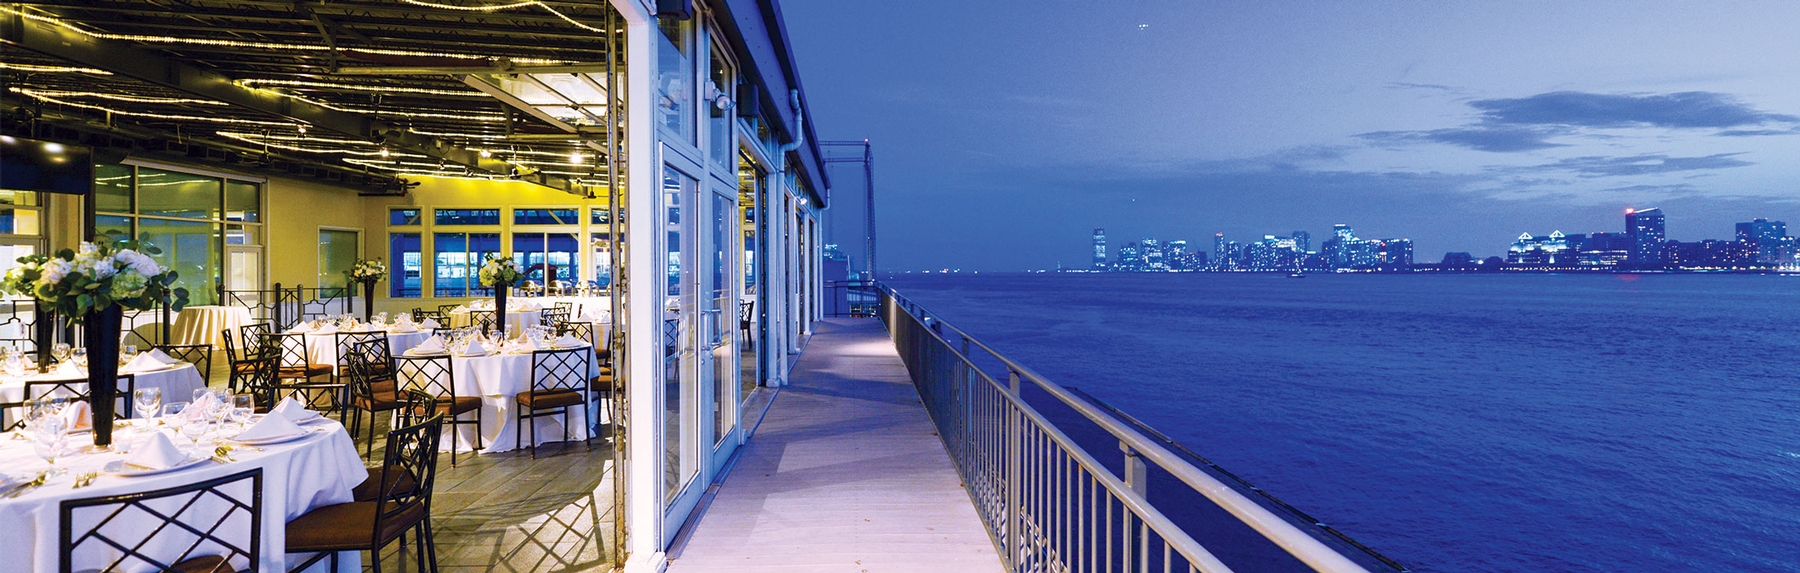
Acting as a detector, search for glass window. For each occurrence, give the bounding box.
[657,17,696,144]
[434,209,500,226]
[590,207,611,226]
[433,232,500,297]
[93,164,131,213]
[224,180,260,222]
[591,233,612,289]
[708,46,735,167]
[0,205,38,236]
[96,215,132,241]
[318,230,360,290]
[137,167,219,220]
[513,232,581,287]
[390,209,422,226]
[0,190,39,207]
[224,224,260,246]
[513,208,579,225]
[138,218,220,305]
[390,233,422,298]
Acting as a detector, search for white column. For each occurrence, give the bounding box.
[616,0,665,570]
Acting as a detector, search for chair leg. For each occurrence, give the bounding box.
[423,520,440,573]
[448,410,458,468]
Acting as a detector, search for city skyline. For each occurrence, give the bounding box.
[787,2,1800,272]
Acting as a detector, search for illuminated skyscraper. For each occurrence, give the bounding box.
[1292,230,1310,253]
[1735,218,1787,264]
[1092,228,1107,270]
[1626,208,1665,268]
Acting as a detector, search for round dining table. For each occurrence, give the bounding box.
[397,343,601,453]
[288,326,434,374]
[1,363,207,429]
[0,417,365,573]
[170,306,256,349]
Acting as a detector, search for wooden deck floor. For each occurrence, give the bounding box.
[666,317,1003,573]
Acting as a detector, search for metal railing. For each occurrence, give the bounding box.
[219,284,356,331]
[824,279,879,317]
[880,286,1406,573]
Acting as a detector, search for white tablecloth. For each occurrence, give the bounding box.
[170,306,256,349]
[1,364,207,428]
[447,308,542,334]
[397,346,599,453]
[0,419,366,573]
[517,296,612,319]
[293,328,433,373]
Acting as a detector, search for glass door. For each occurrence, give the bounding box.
[662,165,705,535]
[224,246,262,293]
[707,186,739,461]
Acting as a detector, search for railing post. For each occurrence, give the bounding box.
[272,282,283,329]
[1004,367,1023,571]
[1120,442,1148,497]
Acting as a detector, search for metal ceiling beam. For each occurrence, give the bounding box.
[336,62,610,76]
[0,8,579,194]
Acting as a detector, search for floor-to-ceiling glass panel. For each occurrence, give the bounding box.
[663,165,700,506]
[93,164,131,214]
[318,229,359,290]
[137,168,219,220]
[709,190,736,446]
[137,218,220,305]
[737,154,761,399]
[433,232,500,297]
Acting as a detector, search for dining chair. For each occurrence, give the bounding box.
[154,343,214,387]
[286,415,442,573]
[61,467,262,573]
[393,353,482,466]
[739,300,755,352]
[220,330,255,394]
[538,306,570,327]
[259,332,343,421]
[333,331,391,385]
[516,347,590,458]
[553,301,574,315]
[554,322,612,437]
[23,375,134,419]
[353,390,435,503]
[468,310,497,334]
[436,304,460,316]
[345,339,404,459]
[238,323,273,354]
[410,307,444,322]
[231,351,280,413]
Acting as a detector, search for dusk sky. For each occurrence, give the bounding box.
[782,1,1800,271]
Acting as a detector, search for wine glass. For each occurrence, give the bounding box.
[50,343,71,364]
[123,344,138,357]
[231,395,254,428]
[133,388,163,421]
[33,416,67,474]
[209,389,233,425]
[161,402,189,437]
[71,348,87,371]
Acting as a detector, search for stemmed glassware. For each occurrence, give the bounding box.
[50,343,71,365]
[133,388,163,421]
[230,395,254,429]
[71,348,87,372]
[33,416,68,475]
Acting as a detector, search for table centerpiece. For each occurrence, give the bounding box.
[478,255,525,335]
[1,235,189,447]
[344,258,388,322]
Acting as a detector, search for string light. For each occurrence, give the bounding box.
[0,7,570,63]
[236,79,486,98]
[407,128,508,140]
[11,89,227,105]
[8,87,299,127]
[281,92,507,122]
[0,62,113,75]
[479,149,493,157]
[400,0,607,34]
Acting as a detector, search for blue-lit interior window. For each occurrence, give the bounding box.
[514,208,578,225]
[433,232,500,297]
[390,233,422,298]
[512,233,581,286]
[391,209,422,226]
[590,208,611,226]
[434,209,500,226]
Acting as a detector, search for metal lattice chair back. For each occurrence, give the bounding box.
[378,415,443,520]
[232,353,280,410]
[345,340,394,401]
[556,322,595,348]
[60,468,262,573]
[437,304,460,315]
[394,354,456,398]
[237,323,273,354]
[539,307,570,327]
[259,332,311,370]
[153,344,213,387]
[334,331,389,376]
[468,310,497,333]
[530,348,586,394]
[398,389,440,428]
[553,301,574,314]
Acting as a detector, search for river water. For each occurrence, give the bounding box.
[882,272,1800,572]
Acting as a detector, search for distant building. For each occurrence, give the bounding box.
[1292,230,1311,253]
[1578,232,1632,268]
[1441,252,1477,270]
[1375,239,1413,269]
[1212,233,1227,270]
[1092,228,1107,271]
[1735,218,1788,265]
[1167,240,1188,270]
[1142,238,1165,271]
[1626,207,1666,268]
[1507,231,1577,266]
[1116,241,1141,272]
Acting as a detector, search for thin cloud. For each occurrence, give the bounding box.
[1359,126,1567,153]
[1470,91,1798,129]
[1546,153,1753,177]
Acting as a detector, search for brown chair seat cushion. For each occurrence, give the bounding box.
[285,501,427,552]
[172,554,234,573]
[588,374,614,393]
[352,465,417,502]
[517,390,583,409]
[279,364,333,378]
[436,395,482,416]
[353,387,403,411]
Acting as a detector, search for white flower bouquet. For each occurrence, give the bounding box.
[344,258,389,285]
[0,235,189,316]
[477,255,526,288]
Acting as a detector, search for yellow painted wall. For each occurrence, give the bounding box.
[264,176,370,289]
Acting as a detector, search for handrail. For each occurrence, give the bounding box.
[884,290,1230,572]
[882,285,1396,573]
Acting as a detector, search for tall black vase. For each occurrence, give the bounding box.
[495,288,507,336]
[363,281,376,323]
[84,305,123,448]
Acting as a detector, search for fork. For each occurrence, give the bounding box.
[69,472,99,489]
[2,472,49,498]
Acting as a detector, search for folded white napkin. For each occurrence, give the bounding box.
[290,322,313,333]
[390,323,418,333]
[60,401,92,432]
[122,352,165,373]
[55,361,82,376]
[461,340,488,356]
[508,338,539,353]
[127,431,186,469]
[411,335,446,355]
[236,413,303,442]
[420,318,442,330]
[272,396,315,422]
[312,325,337,335]
[554,334,585,348]
[148,349,179,365]
[516,301,540,311]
